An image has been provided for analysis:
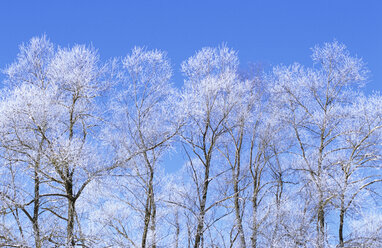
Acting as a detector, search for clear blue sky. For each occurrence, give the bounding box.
[0,0,381,92]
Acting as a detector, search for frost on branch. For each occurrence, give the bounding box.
[0,37,381,248]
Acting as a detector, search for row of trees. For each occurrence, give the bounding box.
[0,36,381,247]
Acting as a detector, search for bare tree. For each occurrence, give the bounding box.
[270,41,368,247]
[98,47,180,248]
[332,94,382,247]
[179,45,245,248]
[0,36,55,248]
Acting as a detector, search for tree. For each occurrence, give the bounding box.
[0,36,55,248]
[1,36,382,248]
[0,36,112,247]
[99,47,180,248]
[216,69,269,248]
[42,43,110,247]
[332,93,382,247]
[179,45,243,248]
[270,41,369,247]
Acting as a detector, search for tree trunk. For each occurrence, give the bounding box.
[33,164,42,248]
[194,162,210,248]
[317,136,326,247]
[271,171,283,246]
[233,128,246,248]
[233,165,246,248]
[142,188,151,248]
[338,196,345,247]
[150,190,157,248]
[251,191,258,248]
[33,140,45,248]
[65,172,76,247]
[67,198,76,247]
[250,160,260,248]
[142,165,155,248]
[175,211,180,248]
[317,195,325,247]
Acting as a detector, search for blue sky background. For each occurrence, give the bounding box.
[0,0,381,91]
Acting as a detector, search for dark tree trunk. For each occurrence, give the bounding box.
[339,197,345,247]
[33,165,41,248]
[251,191,258,248]
[317,195,325,247]
[151,196,157,248]
[233,128,246,248]
[142,193,151,248]
[233,163,246,248]
[142,163,155,248]
[194,161,210,248]
[175,211,180,248]
[65,171,76,247]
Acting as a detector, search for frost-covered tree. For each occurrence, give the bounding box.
[0,36,56,248]
[216,70,275,248]
[270,41,370,247]
[0,36,112,247]
[98,47,180,247]
[43,44,110,247]
[331,93,382,247]
[179,45,244,248]
[1,36,382,248]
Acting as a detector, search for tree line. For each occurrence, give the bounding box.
[0,36,381,248]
